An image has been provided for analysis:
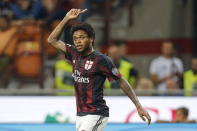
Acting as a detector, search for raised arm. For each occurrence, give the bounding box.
[47,9,87,52]
[118,78,151,124]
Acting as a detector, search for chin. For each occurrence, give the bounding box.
[77,49,84,52]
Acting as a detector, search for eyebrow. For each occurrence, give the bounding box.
[73,35,88,37]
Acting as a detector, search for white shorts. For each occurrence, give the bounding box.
[76,115,108,131]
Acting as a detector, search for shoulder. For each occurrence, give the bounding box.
[65,44,78,54]
[173,57,183,63]
[120,59,133,68]
[66,44,75,50]
[151,56,163,65]
[121,59,132,65]
[94,51,113,63]
[184,70,193,75]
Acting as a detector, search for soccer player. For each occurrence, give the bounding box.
[48,8,151,131]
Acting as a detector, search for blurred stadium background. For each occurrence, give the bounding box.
[0,0,197,131]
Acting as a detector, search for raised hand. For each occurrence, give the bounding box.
[137,107,151,125]
[65,8,88,20]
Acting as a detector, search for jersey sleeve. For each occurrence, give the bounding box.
[65,44,77,62]
[98,56,121,81]
[176,58,184,74]
[150,60,157,75]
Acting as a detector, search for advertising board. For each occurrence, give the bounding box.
[0,96,196,123]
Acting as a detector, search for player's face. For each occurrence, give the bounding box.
[175,110,186,122]
[73,30,93,52]
[161,42,174,57]
[108,45,122,60]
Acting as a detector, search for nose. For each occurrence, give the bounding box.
[75,38,82,44]
[75,41,82,47]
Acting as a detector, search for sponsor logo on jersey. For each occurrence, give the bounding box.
[72,70,90,83]
[84,60,93,70]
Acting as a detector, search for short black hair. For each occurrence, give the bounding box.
[70,22,95,43]
[177,107,189,118]
[115,40,126,47]
[109,40,126,47]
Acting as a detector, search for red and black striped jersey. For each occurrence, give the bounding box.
[65,44,121,117]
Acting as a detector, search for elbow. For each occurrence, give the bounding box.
[47,36,53,43]
[47,37,56,45]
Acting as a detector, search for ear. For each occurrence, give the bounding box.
[90,38,93,44]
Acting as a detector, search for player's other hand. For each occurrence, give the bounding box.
[137,107,151,125]
[65,8,87,20]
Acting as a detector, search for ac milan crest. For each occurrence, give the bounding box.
[84,60,93,70]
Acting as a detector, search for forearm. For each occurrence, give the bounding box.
[119,78,142,108]
[48,17,70,45]
[118,78,151,124]
[151,75,169,85]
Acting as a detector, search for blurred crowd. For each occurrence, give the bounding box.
[156,106,196,123]
[103,41,197,96]
[0,0,197,96]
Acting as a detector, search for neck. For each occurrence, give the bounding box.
[163,54,173,58]
[81,46,94,56]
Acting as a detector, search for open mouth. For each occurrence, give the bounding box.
[76,45,82,50]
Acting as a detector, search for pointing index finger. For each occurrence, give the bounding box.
[147,115,151,125]
[80,9,88,13]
